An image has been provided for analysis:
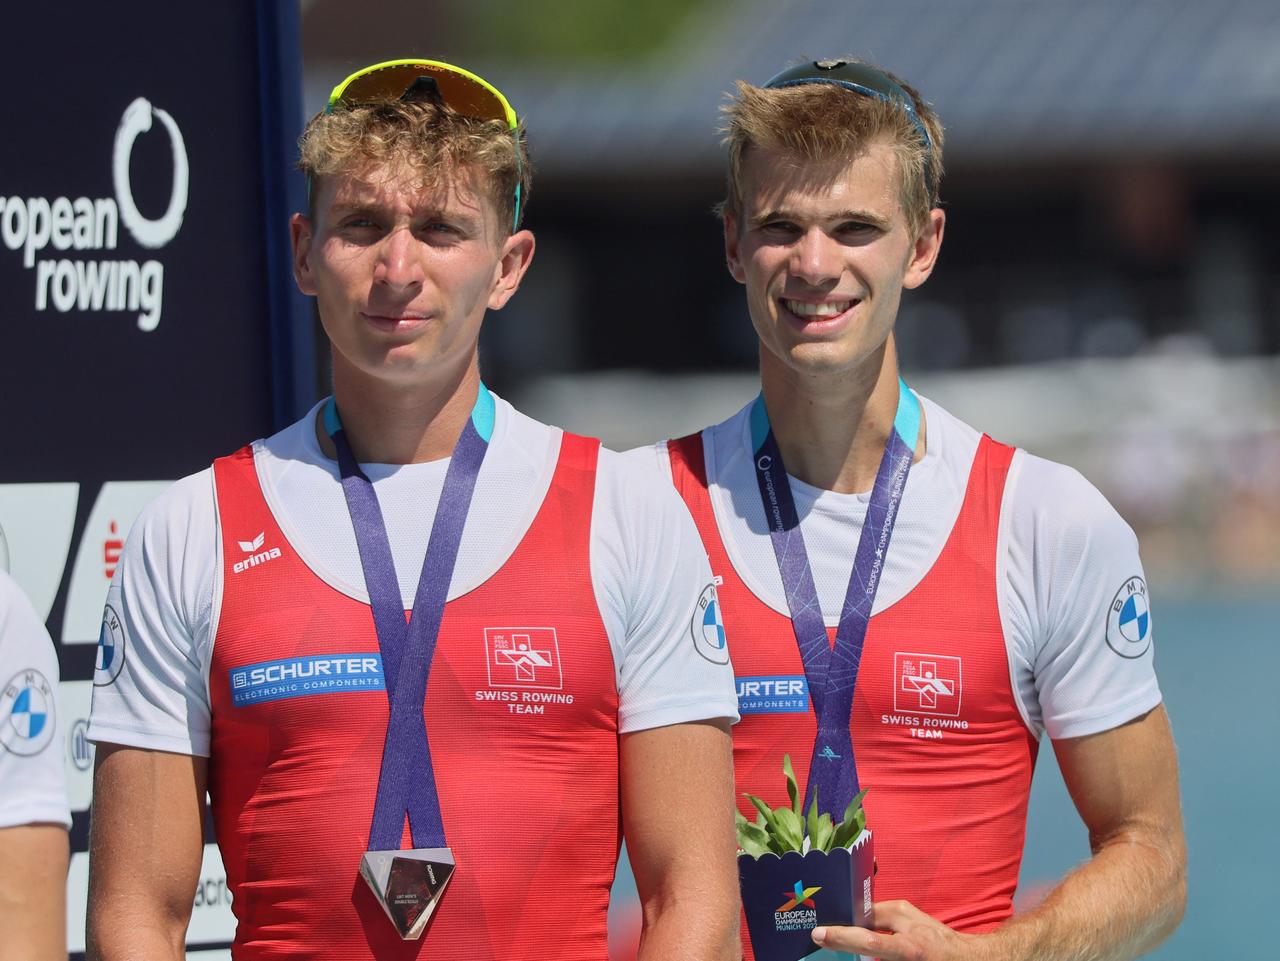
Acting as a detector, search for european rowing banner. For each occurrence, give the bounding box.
[0,4,312,958]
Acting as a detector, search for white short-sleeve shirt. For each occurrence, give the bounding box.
[627,392,1162,741]
[0,570,71,829]
[89,395,739,755]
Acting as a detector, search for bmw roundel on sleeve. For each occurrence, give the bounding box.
[2,668,57,756]
[1105,576,1152,658]
[692,584,731,665]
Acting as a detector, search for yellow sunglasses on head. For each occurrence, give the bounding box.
[325,58,523,229]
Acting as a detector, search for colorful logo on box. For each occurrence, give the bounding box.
[777,881,821,912]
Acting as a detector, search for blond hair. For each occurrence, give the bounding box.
[720,64,943,231]
[299,98,530,233]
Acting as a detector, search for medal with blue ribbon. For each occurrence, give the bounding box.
[750,378,919,819]
[325,384,495,940]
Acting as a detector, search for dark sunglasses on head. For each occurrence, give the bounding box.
[325,58,523,230]
[764,59,936,198]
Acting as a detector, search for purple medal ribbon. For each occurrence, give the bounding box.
[325,386,494,851]
[749,378,920,820]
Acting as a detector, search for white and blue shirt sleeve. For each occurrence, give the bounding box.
[0,571,71,829]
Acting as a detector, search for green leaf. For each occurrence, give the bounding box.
[783,754,800,815]
[745,793,780,836]
[813,813,835,852]
[841,787,869,828]
[736,818,772,857]
[773,806,804,852]
[806,789,821,843]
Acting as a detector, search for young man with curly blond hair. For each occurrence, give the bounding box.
[632,59,1185,960]
[86,60,740,961]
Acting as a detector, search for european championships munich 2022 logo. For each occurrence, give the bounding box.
[0,97,188,332]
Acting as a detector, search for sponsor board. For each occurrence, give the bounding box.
[0,483,80,621]
[62,481,172,644]
[57,680,95,812]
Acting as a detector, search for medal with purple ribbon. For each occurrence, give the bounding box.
[750,378,919,819]
[325,385,494,940]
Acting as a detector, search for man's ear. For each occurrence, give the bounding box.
[903,208,945,290]
[724,211,747,284]
[290,212,316,296]
[488,229,536,310]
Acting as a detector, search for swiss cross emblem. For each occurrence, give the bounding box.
[485,627,564,690]
[893,652,962,716]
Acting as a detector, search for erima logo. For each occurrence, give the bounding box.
[232,532,281,574]
[238,532,265,552]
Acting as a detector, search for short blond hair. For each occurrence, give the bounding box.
[299,98,530,233]
[721,63,943,231]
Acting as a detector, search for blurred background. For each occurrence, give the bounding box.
[296,1,1280,958]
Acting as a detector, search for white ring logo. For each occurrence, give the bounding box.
[112,97,189,249]
[757,455,772,472]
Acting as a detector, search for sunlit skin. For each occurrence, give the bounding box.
[724,141,945,493]
[289,162,534,464]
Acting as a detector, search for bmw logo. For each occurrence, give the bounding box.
[1,669,56,756]
[95,604,127,686]
[1105,577,1152,658]
[691,584,730,665]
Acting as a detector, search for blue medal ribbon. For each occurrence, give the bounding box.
[325,384,495,851]
[750,378,919,819]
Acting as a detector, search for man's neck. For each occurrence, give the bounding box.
[317,356,482,465]
[758,338,923,494]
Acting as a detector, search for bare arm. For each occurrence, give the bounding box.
[621,718,741,961]
[0,823,69,961]
[86,743,208,961]
[813,705,1186,960]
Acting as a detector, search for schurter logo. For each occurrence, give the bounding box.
[2,669,57,756]
[774,880,822,932]
[0,96,188,332]
[95,604,127,686]
[1106,577,1152,658]
[691,584,730,665]
[233,532,282,574]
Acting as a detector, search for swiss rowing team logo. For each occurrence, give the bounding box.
[486,628,564,689]
[1106,576,1152,658]
[2,669,56,756]
[894,653,963,716]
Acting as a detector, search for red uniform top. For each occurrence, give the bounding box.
[208,434,619,960]
[668,432,1038,945]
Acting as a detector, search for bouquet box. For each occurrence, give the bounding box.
[738,829,873,961]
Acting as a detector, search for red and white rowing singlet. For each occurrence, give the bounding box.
[668,432,1038,942]
[208,433,619,960]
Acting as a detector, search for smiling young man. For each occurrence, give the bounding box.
[633,60,1186,960]
[85,60,739,961]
